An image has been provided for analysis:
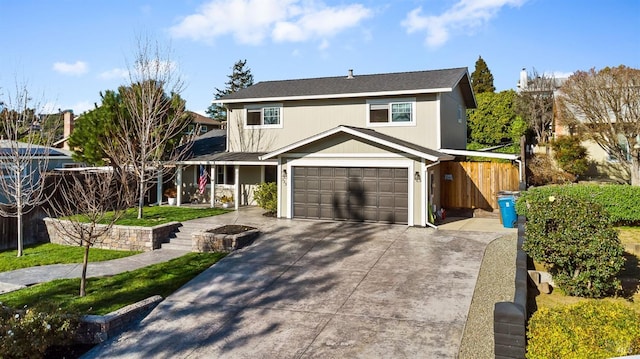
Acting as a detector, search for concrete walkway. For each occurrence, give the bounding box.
[80,208,515,358]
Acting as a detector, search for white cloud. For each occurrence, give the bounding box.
[52,61,89,76]
[169,0,372,45]
[402,0,527,48]
[98,68,129,80]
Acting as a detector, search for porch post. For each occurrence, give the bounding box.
[421,160,427,227]
[210,164,216,208]
[176,165,183,207]
[234,165,240,210]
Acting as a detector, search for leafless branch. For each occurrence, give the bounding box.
[557,65,640,185]
[0,81,60,256]
[104,36,194,219]
[45,169,135,296]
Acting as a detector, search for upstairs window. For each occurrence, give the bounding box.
[367,98,416,126]
[245,105,282,128]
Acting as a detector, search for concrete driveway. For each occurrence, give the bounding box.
[83,208,506,358]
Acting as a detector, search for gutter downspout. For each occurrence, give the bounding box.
[425,160,440,229]
[515,159,524,187]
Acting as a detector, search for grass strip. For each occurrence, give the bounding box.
[70,206,229,227]
[0,252,226,315]
[0,244,140,273]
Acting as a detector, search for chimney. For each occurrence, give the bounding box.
[518,68,528,91]
[347,69,354,79]
[63,110,74,150]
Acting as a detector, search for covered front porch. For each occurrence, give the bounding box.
[171,152,277,209]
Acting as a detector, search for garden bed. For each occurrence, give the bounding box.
[192,225,259,253]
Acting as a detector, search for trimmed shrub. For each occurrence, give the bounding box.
[0,303,79,359]
[521,194,624,297]
[527,301,640,359]
[254,182,277,214]
[550,136,589,178]
[517,184,640,225]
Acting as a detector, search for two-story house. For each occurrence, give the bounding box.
[174,67,476,227]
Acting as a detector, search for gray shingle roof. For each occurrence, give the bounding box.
[182,129,226,160]
[218,67,475,107]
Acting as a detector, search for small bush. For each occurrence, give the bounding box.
[550,136,589,178]
[521,194,625,297]
[527,301,640,359]
[0,303,79,359]
[254,182,277,214]
[517,184,640,225]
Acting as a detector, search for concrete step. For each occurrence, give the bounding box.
[162,237,192,251]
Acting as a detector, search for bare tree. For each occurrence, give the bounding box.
[557,65,640,185]
[516,68,557,146]
[0,82,59,257]
[106,37,193,219]
[46,169,134,296]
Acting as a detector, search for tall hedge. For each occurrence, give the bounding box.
[516,184,640,225]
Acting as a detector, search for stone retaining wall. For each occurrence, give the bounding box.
[77,295,163,344]
[44,218,181,252]
[494,216,528,358]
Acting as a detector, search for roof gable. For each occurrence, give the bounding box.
[219,68,476,108]
[260,126,454,162]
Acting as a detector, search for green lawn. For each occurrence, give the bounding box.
[0,244,140,273]
[0,252,226,315]
[71,206,230,227]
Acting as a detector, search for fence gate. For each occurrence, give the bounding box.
[440,161,520,211]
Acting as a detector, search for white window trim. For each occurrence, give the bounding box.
[366,98,416,127]
[244,104,283,129]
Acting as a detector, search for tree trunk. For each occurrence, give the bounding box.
[17,206,23,257]
[137,179,145,219]
[80,242,90,297]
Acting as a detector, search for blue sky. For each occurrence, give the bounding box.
[1,0,638,116]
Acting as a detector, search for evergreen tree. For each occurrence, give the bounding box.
[467,90,527,148]
[471,56,495,94]
[206,59,254,121]
[69,86,190,167]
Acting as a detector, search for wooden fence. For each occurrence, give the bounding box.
[0,209,47,250]
[440,161,520,211]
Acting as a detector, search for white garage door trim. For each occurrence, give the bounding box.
[285,158,415,226]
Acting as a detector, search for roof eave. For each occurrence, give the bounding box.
[217,88,453,105]
[439,148,520,160]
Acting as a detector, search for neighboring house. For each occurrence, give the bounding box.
[518,68,630,182]
[0,141,75,203]
[175,67,477,227]
[186,111,225,135]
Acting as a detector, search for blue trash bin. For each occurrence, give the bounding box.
[497,196,517,228]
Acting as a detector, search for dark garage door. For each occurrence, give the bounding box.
[293,167,408,224]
